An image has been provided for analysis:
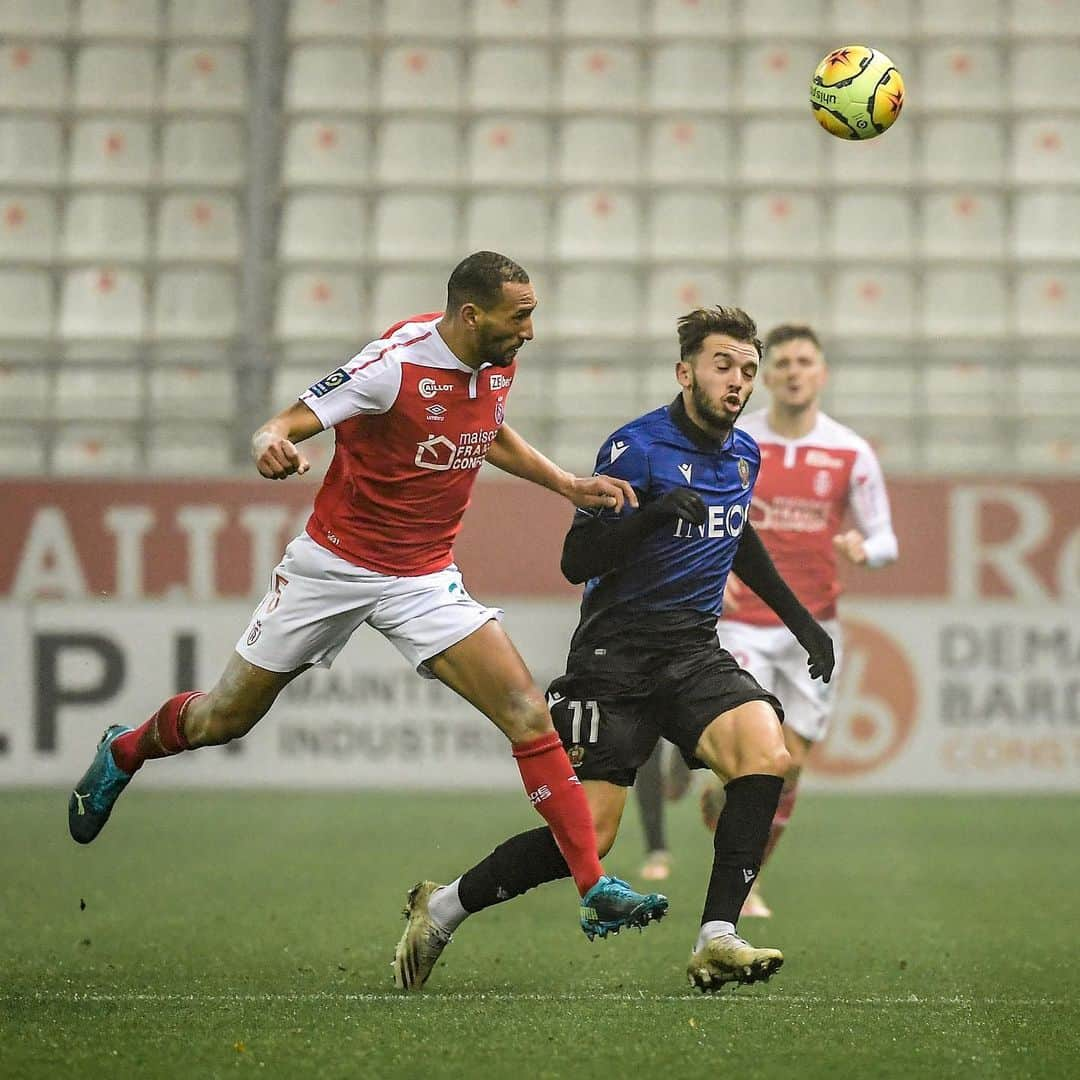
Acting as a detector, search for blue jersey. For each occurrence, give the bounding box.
[574,396,760,632]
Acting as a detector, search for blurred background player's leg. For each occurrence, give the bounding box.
[636,742,670,881]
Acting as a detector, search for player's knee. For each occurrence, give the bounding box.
[503,690,553,744]
[197,697,259,745]
[764,743,793,778]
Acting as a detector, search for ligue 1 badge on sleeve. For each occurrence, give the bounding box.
[738,458,750,489]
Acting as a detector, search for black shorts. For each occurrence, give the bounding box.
[547,635,784,788]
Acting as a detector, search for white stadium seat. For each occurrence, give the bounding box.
[288,0,373,39]
[1010,0,1080,35]
[282,119,369,185]
[157,194,240,262]
[552,268,640,338]
[70,119,154,184]
[829,193,914,260]
[555,191,641,261]
[646,267,735,338]
[1017,423,1080,473]
[649,191,734,260]
[60,268,146,339]
[561,45,642,110]
[149,365,236,420]
[164,45,247,112]
[826,120,916,186]
[168,0,251,38]
[162,119,245,186]
[0,270,54,338]
[469,45,552,112]
[742,192,823,259]
[370,270,445,336]
[561,0,644,37]
[276,270,364,340]
[148,424,235,475]
[0,194,56,263]
[0,0,70,37]
[826,363,917,420]
[54,425,138,474]
[373,193,457,261]
[471,0,553,38]
[739,268,826,335]
[826,0,914,37]
[466,118,550,185]
[650,0,733,37]
[380,46,462,110]
[922,420,1003,473]
[280,193,367,263]
[465,192,549,263]
[738,119,824,186]
[553,360,639,418]
[557,118,640,184]
[1012,192,1080,260]
[921,270,1008,337]
[0,44,67,109]
[918,0,1004,35]
[78,0,160,38]
[735,42,822,112]
[647,118,732,184]
[918,43,1004,111]
[383,0,465,38]
[1012,119,1080,185]
[1019,365,1080,420]
[285,45,373,112]
[1010,45,1080,110]
[827,416,916,471]
[54,367,143,421]
[740,0,826,36]
[831,269,915,338]
[74,45,156,110]
[922,119,1004,183]
[650,44,730,111]
[375,118,461,185]
[62,192,149,261]
[0,117,63,185]
[924,361,999,416]
[153,270,238,339]
[1016,271,1080,336]
[0,362,51,419]
[921,193,1005,259]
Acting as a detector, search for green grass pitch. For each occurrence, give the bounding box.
[3,789,1078,1079]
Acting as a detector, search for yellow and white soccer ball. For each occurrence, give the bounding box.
[810,45,905,140]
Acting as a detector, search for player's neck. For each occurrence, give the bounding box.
[767,401,819,440]
[436,319,483,371]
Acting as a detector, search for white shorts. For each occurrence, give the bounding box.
[717,618,844,743]
[235,533,503,678]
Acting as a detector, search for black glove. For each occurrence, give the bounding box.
[646,488,707,526]
[795,618,836,683]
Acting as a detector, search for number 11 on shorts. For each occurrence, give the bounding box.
[568,700,600,744]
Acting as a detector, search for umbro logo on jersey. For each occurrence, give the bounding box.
[426,403,447,422]
[306,368,351,398]
[609,440,628,464]
[418,377,455,399]
[678,463,693,484]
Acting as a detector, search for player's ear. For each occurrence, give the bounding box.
[459,302,481,330]
[675,358,692,388]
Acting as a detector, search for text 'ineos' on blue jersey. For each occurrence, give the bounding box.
[577,397,761,620]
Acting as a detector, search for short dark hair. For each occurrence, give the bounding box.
[446,251,530,313]
[764,323,822,352]
[677,306,762,363]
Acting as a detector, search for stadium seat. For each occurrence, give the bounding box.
[738,119,824,186]
[153,270,238,339]
[918,0,1004,35]
[162,120,243,186]
[275,270,364,340]
[922,419,1003,473]
[561,45,641,110]
[649,44,729,111]
[465,192,549,263]
[1019,364,1080,419]
[0,117,63,185]
[557,118,640,184]
[168,0,251,37]
[739,268,826,335]
[272,362,330,410]
[1009,0,1080,35]
[549,418,617,476]
[921,193,1005,259]
[829,193,913,260]
[0,423,47,470]
[149,365,236,420]
[157,195,240,262]
[826,120,916,186]
[470,0,553,38]
[561,0,644,37]
[380,46,462,110]
[827,415,916,470]
[650,0,732,37]
[736,42,822,112]
[70,119,154,184]
[1015,271,1080,336]
[0,194,56,263]
[53,425,138,474]
[1012,192,1080,260]
[555,191,641,261]
[825,0,914,37]
[1016,422,1080,473]
[642,352,689,403]
[279,193,367,263]
[0,0,70,37]
[383,0,465,37]
[553,360,639,418]
[1012,119,1080,184]
[831,269,915,338]
[60,268,145,339]
[645,267,734,338]
[78,0,160,37]
[375,118,461,185]
[0,44,67,109]
[552,268,640,338]
[922,119,1004,183]
[1011,44,1080,110]
[54,367,143,421]
[924,270,1006,336]
[647,118,731,184]
[918,44,1003,111]
[649,192,733,260]
[62,192,149,261]
[147,423,235,474]
[282,119,368,185]
[466,118,550,185]
[370,270,445,335]
[469,45,552,111]
[373,193,456,261]
[288,0,373,39]
[165,45,247,112]
[0,270,54,338]
[74,45,156,110]
[742,193,823,259]
[0,362,50,419]
[824,363,917,419]
[497,356,552,419]
[740,0,826,36]
[923,361,999,416]
[285,45,372,112]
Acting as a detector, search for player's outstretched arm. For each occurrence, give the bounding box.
[732,523,835,682]
[251,401,323,480]
[486,424,638,512]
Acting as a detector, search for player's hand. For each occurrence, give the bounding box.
[796,619,835,683]
[567,474,639,512]
[723,573,746,613]
[649,488,707,526]
[833,529,868,565]
[253,431,310,480]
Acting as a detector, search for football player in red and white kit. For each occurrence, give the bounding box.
[67,252,668,957]
[699,322,898,916]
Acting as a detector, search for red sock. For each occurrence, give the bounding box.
[761,783,798,866]
[513,730,603,896]
[110,691,204,774]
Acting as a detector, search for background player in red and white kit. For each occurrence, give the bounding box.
[699,322,899,917]
[67,252,668,953]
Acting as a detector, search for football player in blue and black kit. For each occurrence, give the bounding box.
[392,306,835,993]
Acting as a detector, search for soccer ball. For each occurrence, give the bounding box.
[810,45,905,140]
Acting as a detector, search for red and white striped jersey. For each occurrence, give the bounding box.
[298,314,516,576]
[726,409,897,626]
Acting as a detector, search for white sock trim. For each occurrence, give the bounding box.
[427,877,469,934]
[695,920,736,953]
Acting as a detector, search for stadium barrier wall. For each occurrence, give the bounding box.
[2,477,1077,792]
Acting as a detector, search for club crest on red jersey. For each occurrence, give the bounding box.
[494,396,505,424]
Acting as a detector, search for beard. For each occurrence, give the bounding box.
[690,378,738,431]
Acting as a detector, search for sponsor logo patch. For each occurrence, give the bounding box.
[306,368,351,398]
[738,457,751,488]
[426,403,447,422]
[490,374,513,390]
[418,377,455,399]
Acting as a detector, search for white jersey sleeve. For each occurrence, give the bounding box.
[848,439,898,569]
[297,342,404,428]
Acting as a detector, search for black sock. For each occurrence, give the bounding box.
[635,744,666,853]
[458,827,571,914]
[700,773,784,928]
